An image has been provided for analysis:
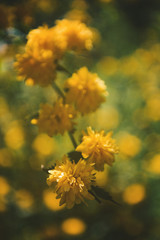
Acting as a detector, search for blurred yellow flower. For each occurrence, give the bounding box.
[65,67,108,114]
[123,184,146,205]
[76,127,119,171]
[47,156,95,208]
[43,190,65,211]
[32,133,55,155]
[5,121,25,150]
[54,19,93,51]
[37,98,76,136]
[118,132,141,158]
[145,154,160,174]
[26,25,66,59]
[14,52,57,87]
[0,177,11,196]
[15,189,34,209]
[61,218,86,235]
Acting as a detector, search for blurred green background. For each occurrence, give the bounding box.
[0,0,160,239]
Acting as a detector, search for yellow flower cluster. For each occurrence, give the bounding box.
[54,19,93,51]
[14,19,94,86]
[37,99,76,136]
[14,17,119,209]
[65,67,108,114]
[14,52,57,87]
[76,127,119,171]
[47,156,95,209]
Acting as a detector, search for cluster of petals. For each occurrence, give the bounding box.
[54,19,93,51]
[47,156,95,208]
[76,127,119,171]
[14,52,57,87]
[14,20,94,86]
[65,67,108,114]
[37,98,76,136]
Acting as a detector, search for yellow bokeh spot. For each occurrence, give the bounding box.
[61,218,86,235]
[0,148,12,167]
[31,118,38,125]
[0,176,10,196]
[5,121,24,150]
[71,0,88,10]
[123,184,146,205]
[146,154,160,174]
[145,95,160,121]
[43,190,64,211]
[120,56,140,76]
[32,133,55,155]
[15,189,34,209]
[25,78,34,86]
[96,164,108,187]
[89,106,119,130]
[37,0,56,13]
[97,56,119,75]
[118,132,141,157]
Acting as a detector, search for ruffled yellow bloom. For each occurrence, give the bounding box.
[14,52,57,87]
[65,67,108,114]
[37,98,76,136]
[14,25,67,86]
[76,127,119,171]
[47,156,95,208]
[54,19,93,51]
[26,25,66,59]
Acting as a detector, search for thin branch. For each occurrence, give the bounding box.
[52,82,65,99]
[68,131,77,149]
[57,64,72,75]
[88,190,102,204]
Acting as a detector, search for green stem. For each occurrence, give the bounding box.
[68,131,77,149]
[52,82,65,99]
[57,64,71,75]
[88,190,101,204]
[52,81,77,149]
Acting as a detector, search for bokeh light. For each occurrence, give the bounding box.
[123,184,146,205]
[32,133,55,156]
[43,190,65,211]
[61,218,86,235]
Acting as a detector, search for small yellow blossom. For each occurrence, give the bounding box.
[14,52,57,87]
[37,98,76,136]
[26,25,66,59]
[76,127,119,171]
[65,67,108,114]
[54,19,93,51]
[47,156,95,208]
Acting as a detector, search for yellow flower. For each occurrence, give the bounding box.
[14,52,56,87]
[26,25,66,59]
[47,156,95,208]
[37,98,76,136]
[65,67,108,114]
[14,25,68,86]
[76,127,119,171]
[54,19,93,51]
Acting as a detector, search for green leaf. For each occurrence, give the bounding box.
[67,151,83,163]
[91,186,120,206]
